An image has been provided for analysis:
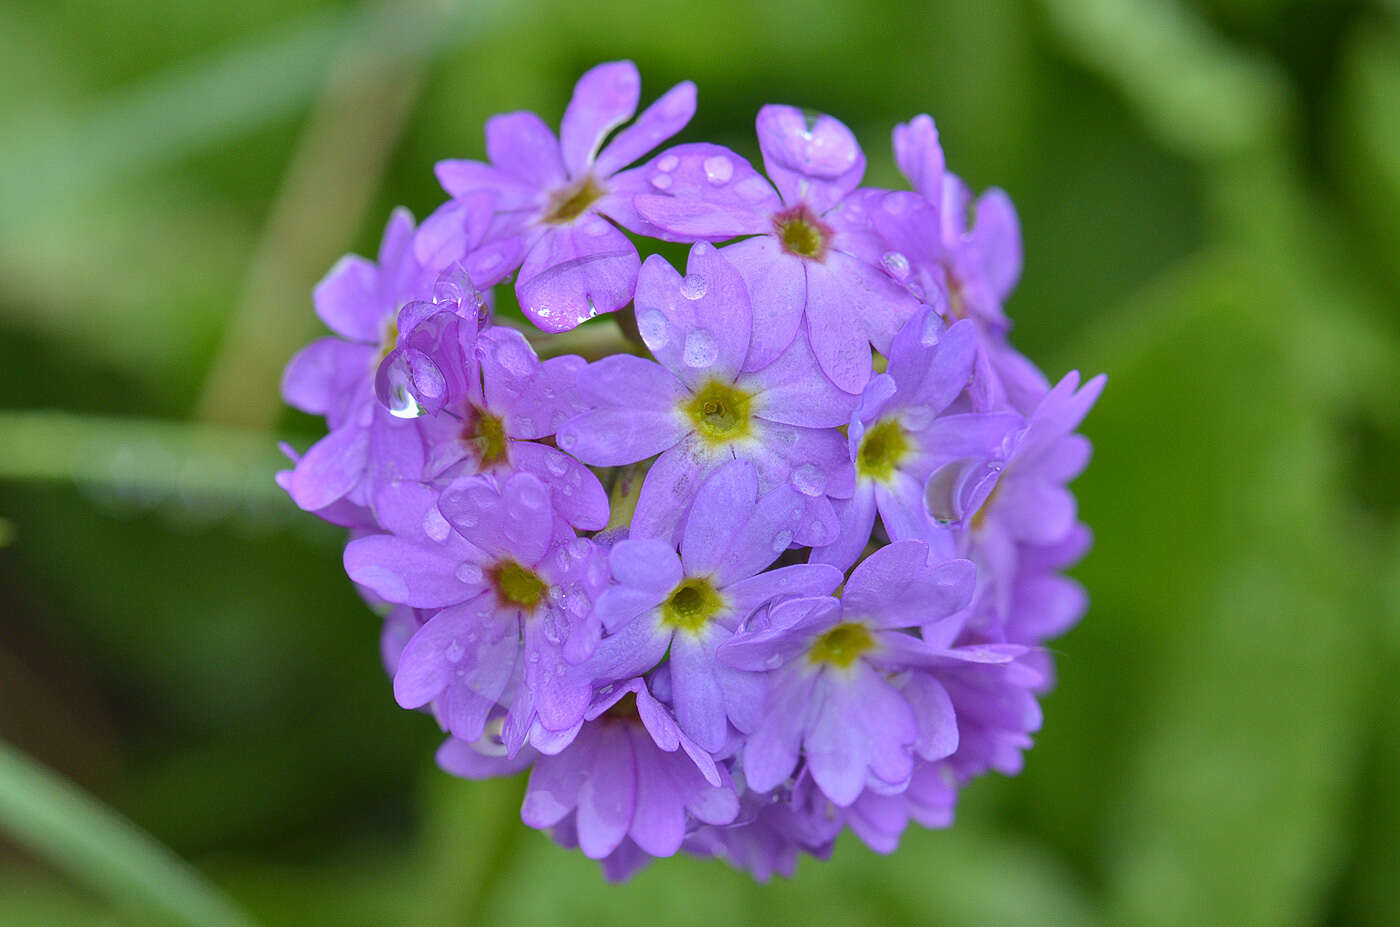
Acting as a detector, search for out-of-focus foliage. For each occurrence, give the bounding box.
[0,1,1396,925]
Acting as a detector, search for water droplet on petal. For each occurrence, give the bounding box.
[703,155,733,184]
[770,529,794,553]
[657,153,679,172]
[516,480,549,512]
[692,241,713,257]
[807,520,827,544]
[445,640,465,663]
[456,562,484,584]
[650,173,673,191]
[584,218,611,238]
[422,506,451,542]
[882,192,908,215]
[881,251,910,280]
[680,273,708,300]
[683,329,719,368]
[792,463,827,497]
[546,454,569,477]
[637,309,670,348]
[568,538,591,559]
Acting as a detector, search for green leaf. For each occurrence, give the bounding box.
[0,740,257,927]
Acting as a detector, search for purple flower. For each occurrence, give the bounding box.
[556,242,856,544]
[425,60,696,332]
[407,323,609,532]
[890,114,1022,335]
[925,370,1105,625]
[579,460,844,751]
[634,106,920,391]
[719,540,1004,805]
[344,473,606,751]
[279,209,434,524]
[812,312,1021,570]
[520,678,739,861]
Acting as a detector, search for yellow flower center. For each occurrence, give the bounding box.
[684,380,754,445]
[808,622,876,668]
[772,203,832,261]
[660,577,726,633]
[543,174,606,225]
[463,407,508,467]
[855,418,911,482]
[490,560,547,611]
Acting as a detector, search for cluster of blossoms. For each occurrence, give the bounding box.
[280,61,1103,880]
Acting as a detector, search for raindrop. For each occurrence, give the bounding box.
[546,454,569,476]
[445,640,465,663]
[584,218,611,238]
[650,173,673,191]
[680,273,708,300]
[881,251,910,280]
[637,309,670,347]
[422,507,451,542]
[516,416,536,433]
[807,520,827,544]
[657,154,679,172]
[516,481,549,512]
[703,155,733,184]
[791,463,827,497]
[770,529,794,553]
[456,562,484,584]
[683,330,719,368]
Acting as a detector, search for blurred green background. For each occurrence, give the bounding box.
[2,0,1398,924]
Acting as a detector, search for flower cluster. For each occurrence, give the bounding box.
[281,61,1104,881]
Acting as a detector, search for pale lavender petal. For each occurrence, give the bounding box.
[970,188,1021,301]
[582,613,671,683]
[609,539,684,595]
[885,317,977,415]
[560,61,640,176]
[593,585,665,635]
[516,222,640,332]
[281,338,372,416]
[437,736,536,780]
[633,245,750,388]
[743,669,817,793]
[843,541,975,628]
[892,114,945,201]
[288,426,368,512]
[555,407,684,467]
[724,564,844,616]
[411,192,496,273]
[510,442,609,531]
[630,142,778,239]
[577,724,636,858]
[627,727,687,856]
[678,458,759,577]
[486,111,566,189]
[721,236,804,371]
[903,674,958,760]
[809,483,877,572]
[847,665,918,786]
[344,533,483,608]
[744,331,858,428]
[756,105,865,213]
[805,254,919,393]
[435,158,536,207]
[313,255,382,342]
[391,602,483,708]
[669,632,728,752]
[523,738,594,826]
[995,478,1077,546]
[594,80,697,178]
[629,437,724,543]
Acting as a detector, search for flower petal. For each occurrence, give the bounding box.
[486,110,566,189]
[595,80,697,178]
[756,105,865,213]
[516,221,639,332]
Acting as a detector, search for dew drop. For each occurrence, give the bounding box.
[516,416,536,433]
[637,309,670,347]
[791,463,827,497]
[650,173,673,191]
[516,480,549,512]
[692,241,713,257]
[445,640,465,663]
[703,154,733,184]
[770,529,794,553]
[881,251,910,280]
[422,506,451,542]
[546,454,569,477]
[680,273,708,300]
[584,218,611,238]
[568,538,592,559]
[683,329,719,368]
[657,153,679,172]
[456,562,484,584]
